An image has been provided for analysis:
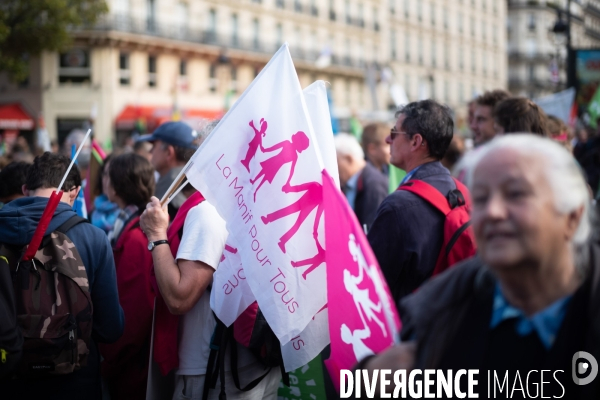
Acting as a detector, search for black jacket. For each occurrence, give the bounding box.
[354,162,389,232]
[399,249,600,399]
[367,161,455,302]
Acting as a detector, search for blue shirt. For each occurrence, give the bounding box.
[490,284,572,349]
[399,165,422,187]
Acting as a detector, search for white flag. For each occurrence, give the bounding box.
[187,45,330,343]
[208,80,338,370]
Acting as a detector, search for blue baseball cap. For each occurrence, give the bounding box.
[137,121,199,150]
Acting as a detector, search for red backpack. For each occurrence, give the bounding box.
[398,178,476,276]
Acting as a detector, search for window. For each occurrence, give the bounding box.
[459,46,464,70]
[208,9,217,42]
[459,82,464,103]
[59,49,91,84]
[209,64,217,92]
[148,55,157,87]
[458,13,463,34]
[529,64,535,80]
[114,0,130,16]
[373,7,379,30]
[404,33,410,62]
[179,60,188,91]
[470,16,475,37]
[231,14,238,47]
[482,52,487,75]
[417,1,422,21]
[346,0,351,24]
[418,36,423,65]
[391,29,397,60]
[444,45,449,69]
[358,3,364,27]
[146,0,156,32]
[405,73,411,99]
[118,53,130,86]
[231,66,238,93]
[329,0,336,20]
[430,3,435,25]
[443,7,448,30]
[276,0,285,8]
[176,2,189,37]
[252,18,260,50]
[528,13,536,31]
[431,41,436,67]
[444,80,449,103]
[404,0,409,18]
[276,23,283,47]
[390,0,395,14]
[295,0,303,12]
[481,21,486,40]
[471,51,475,73]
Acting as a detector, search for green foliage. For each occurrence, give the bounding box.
[0,0,108,82]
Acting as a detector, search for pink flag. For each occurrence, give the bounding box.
[322,169,401,391]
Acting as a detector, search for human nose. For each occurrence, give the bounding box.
[385,135,392,144]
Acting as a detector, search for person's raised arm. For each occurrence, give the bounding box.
[140,197,214,315]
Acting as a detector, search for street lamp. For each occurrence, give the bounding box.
[551,0,574,88]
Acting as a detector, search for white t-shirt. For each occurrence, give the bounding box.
[175,201,257,376]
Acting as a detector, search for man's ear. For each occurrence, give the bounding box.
[22,184,29,196]
[166,144,176,161]
[68,186,81,206]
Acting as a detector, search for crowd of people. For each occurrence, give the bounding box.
[0,89,599,399]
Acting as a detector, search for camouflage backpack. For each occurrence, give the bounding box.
[0,216,93,376]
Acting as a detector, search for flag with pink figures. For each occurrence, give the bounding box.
[185,44,332,346]
[321,169,401,391]
[208,80,337,371]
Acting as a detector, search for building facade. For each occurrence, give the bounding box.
[0,0,509,145]
[387,0,508,114]
[507,0,600,99]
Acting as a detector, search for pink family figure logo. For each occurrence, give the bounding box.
[249,130,310,202]
[261,181,325,279]
[241,119,268,173]
[220,244,238,262]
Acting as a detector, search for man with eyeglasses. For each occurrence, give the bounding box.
[367,100,458,303]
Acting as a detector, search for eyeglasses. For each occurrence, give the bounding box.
[390,129,409,141]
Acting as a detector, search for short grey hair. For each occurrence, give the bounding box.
[334,133,365,161]
[463,134,591,247]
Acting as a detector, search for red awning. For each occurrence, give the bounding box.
[115,105,222,131]
[0,103,34,130]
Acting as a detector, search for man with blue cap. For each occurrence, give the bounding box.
[137,121,199,219]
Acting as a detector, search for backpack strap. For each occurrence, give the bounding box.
[202,318,226,400]
[230,334,272,392]
[399,178,467,216]
[399,180,452,215]
[40,216,88,249]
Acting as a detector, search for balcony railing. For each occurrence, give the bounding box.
[76,15,368,70]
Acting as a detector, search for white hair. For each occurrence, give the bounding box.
[462,134,591,247]
[334,133,365,161]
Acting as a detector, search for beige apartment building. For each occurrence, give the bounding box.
[0,0,508,146]
[507,0,600,98]
[387,0,508,114]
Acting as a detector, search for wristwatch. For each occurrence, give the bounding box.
[148,239,169,251]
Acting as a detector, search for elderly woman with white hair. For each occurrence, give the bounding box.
[359,134,599,398]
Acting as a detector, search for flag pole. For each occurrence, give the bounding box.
[162,179,189,208]
[58,128,92,193]
[22,128,92,261]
